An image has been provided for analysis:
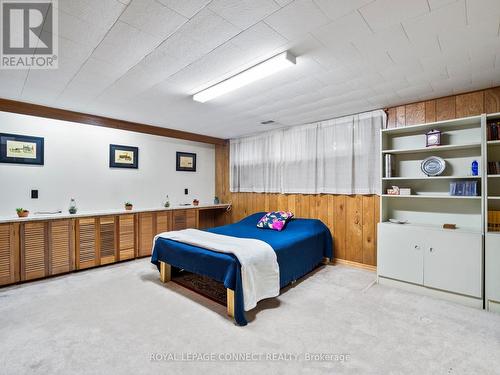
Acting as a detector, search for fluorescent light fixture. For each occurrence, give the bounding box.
[193,51,296,103]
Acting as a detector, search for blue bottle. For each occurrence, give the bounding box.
[471,160,479,176]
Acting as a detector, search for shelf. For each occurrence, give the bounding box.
[382,143,481,155]
[382,115,481,135]
[379,221,481,234]
[488,197,500,200]
[382,194,481,199]
[383,175,481,180]
[488,175,500,178]
[487,112,500,120]
[487,140,500,146]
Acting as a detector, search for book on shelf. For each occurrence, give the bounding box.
[487,120,500,141]
[488,161,500,175]
[488,211,500,232]
[449,180,479,196]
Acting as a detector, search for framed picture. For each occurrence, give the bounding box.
[176,152,196,172]
[109,144,138,169]
[0,133,44,165]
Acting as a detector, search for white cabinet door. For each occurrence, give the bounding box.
[423,231,482,298]
[377,224,424,285]
[486,234,500,308]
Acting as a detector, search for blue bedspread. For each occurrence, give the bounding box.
[151,212,333,326]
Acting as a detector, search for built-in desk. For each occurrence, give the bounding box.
[0,204,230,286]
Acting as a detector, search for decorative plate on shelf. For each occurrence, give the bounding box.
[421,156,446,176]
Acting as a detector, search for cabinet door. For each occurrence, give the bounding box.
[118,214,135,261]
[21,222,48,281]
[0,223,19,286]
[377,224,424,285]
[48,220,74,275]
[172,210,187,230]
[155,211,171,234]
[138,212,154,257]
[424,231,482,298]
[99,216,116,265]
[76,218,98,269]
[186,209,198,229]
[172,209,198,230]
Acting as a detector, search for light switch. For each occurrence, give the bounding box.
[31,189,38,199]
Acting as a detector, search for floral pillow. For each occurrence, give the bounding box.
[256,211,294,231]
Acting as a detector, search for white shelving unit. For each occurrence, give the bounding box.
[377,114,485,308]
[485,112,500,313]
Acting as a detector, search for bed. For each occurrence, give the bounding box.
[151,212,333,325]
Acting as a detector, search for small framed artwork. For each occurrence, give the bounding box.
[109,144,138,169]
[176,152,196,172]
[0,133,44,165]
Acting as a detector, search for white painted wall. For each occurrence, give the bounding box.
[0,111,215,217]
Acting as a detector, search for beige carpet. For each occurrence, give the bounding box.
[1,258,500,375]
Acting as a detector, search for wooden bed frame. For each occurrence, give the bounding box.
[159,261,236,317]
[159,257,330,320]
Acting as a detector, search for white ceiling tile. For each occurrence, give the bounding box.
[314,0,373,21]
[403,0,466,43]
[274,0,293,6]
[359,0,430,32]
[312,11,372,46]
[428,0,458,10]
[264,0,331,40]
[120,0,187,38]
[157,0,211,18]
[167,43,247,93]
[311,41,364,69]
[52,10,110,47]
[467,0,500,25]
[230,22,287,58]
[180,8,241,51]
[0,71,28,99]
[57,0,125,30]
[208,0,279,29]
[439,22,500,54]
[92,21,162,71]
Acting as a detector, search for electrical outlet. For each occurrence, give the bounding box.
[31,189,38,199]
[184,188,188,195]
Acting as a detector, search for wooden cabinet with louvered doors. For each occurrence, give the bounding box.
[76,218,98,270]
[155,211,171,234]
[0,223,19,286]
[20,222,48,281]
[137,212,154,257]
[99,216,116,265]
[118,214,135,261]
[172,209,198,230]
[48,220,75,276]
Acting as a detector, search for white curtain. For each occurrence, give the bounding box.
[230,109,385,195]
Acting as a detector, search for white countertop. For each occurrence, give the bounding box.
[0,203,231,224]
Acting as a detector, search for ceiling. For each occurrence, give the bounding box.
[0,0,499,139]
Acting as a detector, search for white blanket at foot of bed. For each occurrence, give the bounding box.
[154,229,280,311]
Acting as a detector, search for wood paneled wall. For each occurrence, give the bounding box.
[215,142,379,268]
[216,85,500,269]
[387,86,500,127]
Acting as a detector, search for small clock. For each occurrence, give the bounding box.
[426,129,441,147]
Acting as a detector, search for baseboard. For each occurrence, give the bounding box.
[487,299,500,313]
[333,258,376,272]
